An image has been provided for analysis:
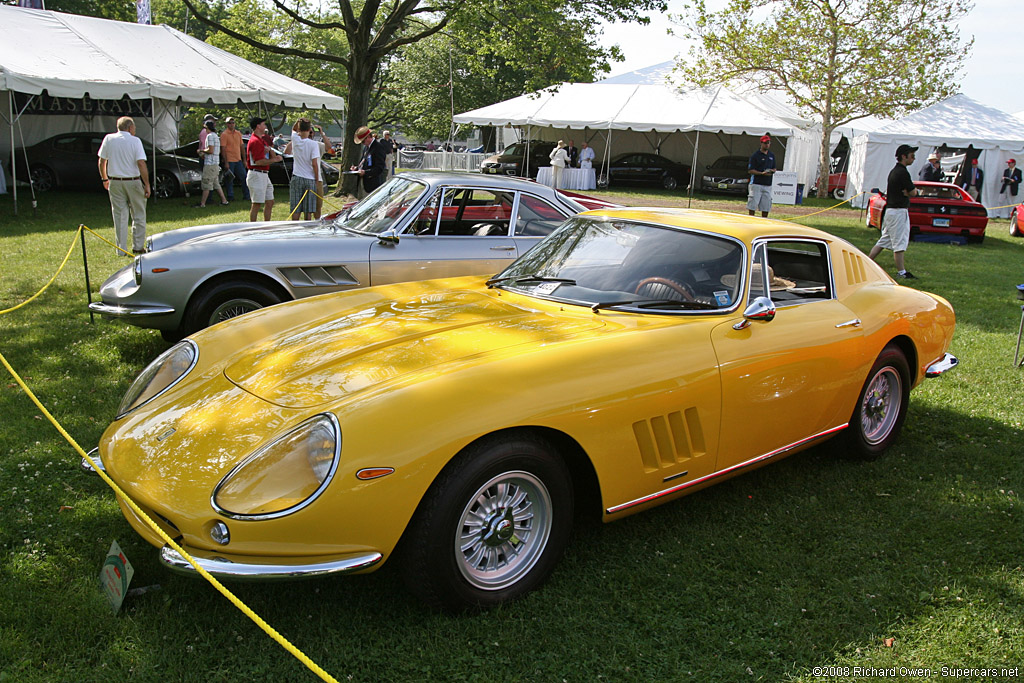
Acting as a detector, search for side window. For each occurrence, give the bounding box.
[407,187,444,235]
[762,240,832,305]
[54,136,90,154]
[436,189,512,237]
[515,195,566,236]
[748,243,767,301]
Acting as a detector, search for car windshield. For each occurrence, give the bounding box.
[490,216,745,313]
[332,176,428,234]
[708,157,748,173]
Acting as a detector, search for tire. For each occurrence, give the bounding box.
[843,345,911,460]
[400,433,573,611]
[596,174,609,189]
[661,175,678,190]
[29,165,56,192]
[183,279,284,334]
[833,186,846,200]
[1011,209,1022,237]
[154,170,179,199]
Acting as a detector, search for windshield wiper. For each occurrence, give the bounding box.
[486,275,577,288]
[591,299,717,312]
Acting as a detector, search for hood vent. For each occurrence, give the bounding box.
[841,249,868,286]
[633,408,706,473]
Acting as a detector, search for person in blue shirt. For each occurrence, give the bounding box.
[747,134,777,217]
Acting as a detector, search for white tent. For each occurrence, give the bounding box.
[453,81,821,189]
[846,95,1024,215]
[1,5,345,202]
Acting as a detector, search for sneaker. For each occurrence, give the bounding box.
[896,271,917,279]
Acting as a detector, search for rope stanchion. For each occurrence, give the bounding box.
[1,224,341,683]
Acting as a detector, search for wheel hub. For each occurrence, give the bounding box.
[481,508,518,547]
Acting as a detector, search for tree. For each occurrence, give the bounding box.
[382,1,629,143]
[180,0,665,193]
[674,0,973,199]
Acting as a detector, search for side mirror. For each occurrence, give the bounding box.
[733,296,776,330]
[870,187,880,194]
[377,229,400,245]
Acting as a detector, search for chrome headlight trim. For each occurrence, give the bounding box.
[211,413,341,521]
[116,340,198,419]
[133,255,143,285]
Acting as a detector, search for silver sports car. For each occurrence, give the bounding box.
[89,172,616,341]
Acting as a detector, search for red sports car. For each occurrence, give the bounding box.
[867,181,989,243]
[1010,201,1024,237]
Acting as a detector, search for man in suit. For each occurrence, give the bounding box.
[565,139,579,168]
[918,152,944,182]
[351,125,388,194]
[1000,158,1021,197]
[962,158,983,202]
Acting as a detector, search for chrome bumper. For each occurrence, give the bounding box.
[81,447,105,473]
[89,301,176,318]
[159,545,383,580]
[925,353,959,377]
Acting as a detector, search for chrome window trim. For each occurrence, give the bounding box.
[211,413,342,521]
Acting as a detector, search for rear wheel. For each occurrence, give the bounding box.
[400,433,573,611]
[833,186,846,200]
[183,279,284,335]
[843,345,911,460]
[661,174,678,190]
[30,165,56,192]
[596,174,609,189]
[1011,209,1022,237]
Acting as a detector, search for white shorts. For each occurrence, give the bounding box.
[747,184,773,212]
[875,207,911,252]
[246,170,274,203]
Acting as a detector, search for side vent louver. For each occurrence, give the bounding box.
[633,408,706,473]
[279,265,360,288]
[842,249,868,286]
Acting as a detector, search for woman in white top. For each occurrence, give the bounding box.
[549,140,569,189]
[284,118,322,219]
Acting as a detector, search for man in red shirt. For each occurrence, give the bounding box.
[246,117,282,221]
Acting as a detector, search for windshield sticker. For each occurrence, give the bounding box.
[534,281,562,295]
[713,290,731,307]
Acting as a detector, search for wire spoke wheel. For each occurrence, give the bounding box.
[208,297,264,326]
[859,366,902,445]
[456,471,552,591]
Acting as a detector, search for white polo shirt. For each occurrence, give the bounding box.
[97,131,146,178]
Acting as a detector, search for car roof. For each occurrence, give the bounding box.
[577,207,833,244]
[398,170,561,193]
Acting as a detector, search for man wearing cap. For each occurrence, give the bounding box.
[97,116,150,254]
[245,117,283,221]
[961,158,984,202]
[221,117,247,202]
[1000,159,1021,198]
[351,125,388,194]
[747,134,777,217]
[868,144,918,279]
[199,113,218,150]
[919,152,944,182]
[382,130,397,178]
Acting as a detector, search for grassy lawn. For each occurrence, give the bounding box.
[1,188,1021,682]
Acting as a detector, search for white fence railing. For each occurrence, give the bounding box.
[398,150,489,172]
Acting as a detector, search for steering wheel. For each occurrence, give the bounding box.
[635,276,696,302]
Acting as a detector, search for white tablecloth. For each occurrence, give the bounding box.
[536,167,597,191]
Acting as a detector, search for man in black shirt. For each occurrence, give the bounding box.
[869,144,918,279]
[747,134,777,217]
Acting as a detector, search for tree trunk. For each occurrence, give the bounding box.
[338,59,375,196]
[819,125,833,201]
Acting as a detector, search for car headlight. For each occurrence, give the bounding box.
[117,340,198,418]
[212,414,340,520]
[184,170,202,181]
[500,162,517,169]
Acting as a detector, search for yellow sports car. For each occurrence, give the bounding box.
[89,208,958,610]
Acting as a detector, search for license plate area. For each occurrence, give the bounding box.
[717,183,729,189]
[933,217,951,227]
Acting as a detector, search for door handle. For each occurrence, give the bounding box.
[835,318,861,328]
[489,246,516,251]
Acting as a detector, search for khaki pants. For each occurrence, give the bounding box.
[108,178,147,251]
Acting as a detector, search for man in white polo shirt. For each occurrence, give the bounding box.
[97,116,150,254]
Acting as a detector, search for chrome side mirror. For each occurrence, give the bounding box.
[377,229,400,245]
[733,296,776,330]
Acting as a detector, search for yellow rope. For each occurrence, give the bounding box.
[289,187,346,220]
[781,192,866,222]
[0,225,340,683]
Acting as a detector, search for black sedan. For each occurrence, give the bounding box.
[596,152,692,190]
[7,132,204,199]
[700,155,751,195]
[171,137,340,188]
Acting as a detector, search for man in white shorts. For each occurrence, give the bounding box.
[869,144,918,279]
[245,117,282,221]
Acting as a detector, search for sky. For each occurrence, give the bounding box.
[599,0,1023,117]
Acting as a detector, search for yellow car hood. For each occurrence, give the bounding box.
[224,288,605,409]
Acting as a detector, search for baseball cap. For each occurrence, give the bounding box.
[225,116,235,124]
[759,134,771,143]
[971,159,978,165]
[203,113,218,121]
[1008,159,1016,164]
[895,144,918,158]
[249,116,267,129]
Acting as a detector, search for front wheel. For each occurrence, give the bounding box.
[154,170,179,199]
[596,174,609,189]
[843,345,911,460]
[182,279,284,335]
[400,434,573,611]
[833,186,846,200]
[1011,209,1022,237]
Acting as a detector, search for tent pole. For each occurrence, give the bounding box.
[9,90,16,216]
[149,89,157,201]
[688,130,700,208]
[525,126,531,179]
